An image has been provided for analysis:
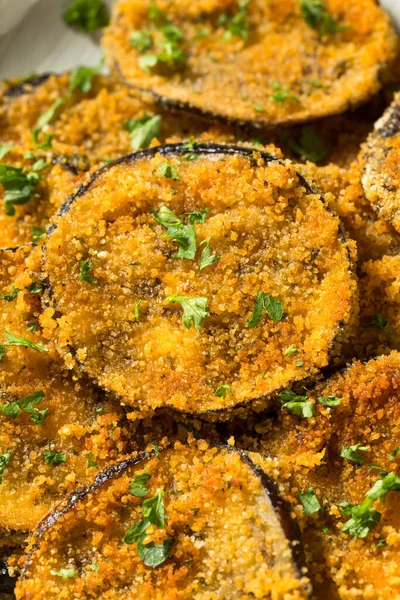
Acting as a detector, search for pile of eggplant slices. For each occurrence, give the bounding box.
[1,1,400,598]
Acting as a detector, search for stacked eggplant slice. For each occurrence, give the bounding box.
[1,0,400,598]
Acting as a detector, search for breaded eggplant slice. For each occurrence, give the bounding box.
[242,352,400,598]
[0,72,235,249]
[0,245,134,535]
[361,92,400,232]
[103,0,399,128]
[299,158,400,263]
[41,143,357,416]
[16,441,311,599]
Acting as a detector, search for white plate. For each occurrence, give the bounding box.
[0,0,399,79]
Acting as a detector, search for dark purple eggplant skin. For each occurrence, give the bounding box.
[2,73,53,99]
[21,445,308,590]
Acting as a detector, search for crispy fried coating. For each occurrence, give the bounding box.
[0,246,134,534]
[103,0,399,127]
[361,92,400,232]
[41,146,356,416]
[245,353,400,599]
[0,73,234,249]
[16,441,310,600]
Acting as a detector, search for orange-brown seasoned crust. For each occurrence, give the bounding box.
[16,441,310,600]
[246,353,400,599]
[0,246,134,534]
[300,158,400,263]
[103,0,399,128]
[0,73,235,250]
[361,92,400,233]
[40,146,357,417]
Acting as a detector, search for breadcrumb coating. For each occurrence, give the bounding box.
[361,93,400,233]
[103,0,399,127]
[0,246,134,534]
[41,147,356,416]
[16,441,310,600]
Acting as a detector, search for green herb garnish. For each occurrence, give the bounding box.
[0,331,48,359]
[300,0,347,36]
[0,144,13,160]
[199,238,220,271]
[87,452,99,469]
[152,205,196,260]
[219,0,250,41]
[281,126,328,163]
[80,259,96,284]
[340,444,370,466]
[2,285,19,302]
[32,226,46,243]
[50,568,76,579]
[157,161,180,181]
[317,395,342,407]
[1,390,48,425]
[130,473,152,497]
[270,82,299,104]
[69,63,102,94]
[388,446,400,461]
[248,291,284,328]
[166,296,209,331]
[63,0,109,32]
[214,384,232,398]
[279,390,315,418]
[124,115,162,151]
[285,345,298,356]
[0,453,12,484]
[43,450,66,466]
[299,487,321,514]
[0,163,41,215]
[131,30,154,52]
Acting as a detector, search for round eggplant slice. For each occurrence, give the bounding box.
[250,352,400,599]
[16,442,311,599]
[361,92,400,233]
[0,245,134,535]
[41,144,357,416]
[0,70,235,250]
[103,0,399,129]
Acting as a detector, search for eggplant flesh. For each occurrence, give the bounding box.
[18,444,311,599]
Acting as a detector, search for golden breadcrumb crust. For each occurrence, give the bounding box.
[16,441,310,600]
[41,149,356,416]
[0,246,134,534]
[103,0,399,127]
[361,93,400,232]
[244,353,400,599]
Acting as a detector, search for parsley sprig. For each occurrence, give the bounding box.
[124,115,162,151]
[248,291,284,328]
[166,296,210,331]
[63,0,109,33]
[1,390,49,425]
[124,483,173,568]
[0,163,42,216]
[0,452,12,484]
[219,0,250,41]
[300,0,347,37]
[340,472,400,538]
[0,331,48,361]
[279,390,315,418]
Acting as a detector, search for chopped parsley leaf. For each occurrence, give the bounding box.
[299,487,321,514]
[50,568,76,579]
[0,163,41,216]
[69,63,103,94]
[130,473,152,497]
[123,114,162,151]
[341,472,400,538]
[63,0,109,32]
[87,452,99,469]
[2,285,19,302]
[281,126,328,163]
[219,0,250,41]
[388,445,400,461]
[124,487,173,568]
[285,344,298,356]
[317,395,342,407]
[300,0,347,37]
[0,144,13,160]
[248,291,284,328]
[340,444,370,466]
[1,390,48,425]
[131,30,154,52]
[80,259,96,284]
[214,384,232,398]
[36,98,64,130]
[364,314,392,338]
[270,82,299,104]
[152,205,197,260]
[157,161,180,181]
[26,281,42,294]
[0,452,12,484]
[32,226,46,243]
[134,300,142,321]
[43,450,67,466]
[279,390,315,418]
[0,331,48,358]
[188,208,208,224]
[199,238,220,270]
[166,296,209,331]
